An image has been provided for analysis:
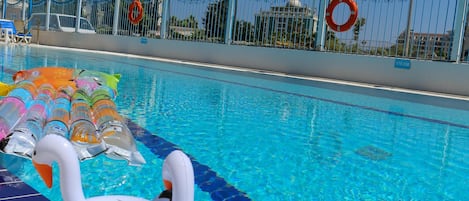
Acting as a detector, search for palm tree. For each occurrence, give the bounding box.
[351,17,366,53]
[353,18,366,42]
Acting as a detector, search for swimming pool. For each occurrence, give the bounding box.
[0,44,468,200]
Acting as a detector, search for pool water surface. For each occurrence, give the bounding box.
[0,44,468,200]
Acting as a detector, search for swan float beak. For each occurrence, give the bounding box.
[33,161,53,188]
[164,180,172,191]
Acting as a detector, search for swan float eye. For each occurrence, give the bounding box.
[33,150,36,156]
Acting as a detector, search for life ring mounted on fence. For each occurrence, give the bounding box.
[128,0,144,25]
[325,0,358,32]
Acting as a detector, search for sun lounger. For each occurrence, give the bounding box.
[0,19,32,44]
[14,20,33,43]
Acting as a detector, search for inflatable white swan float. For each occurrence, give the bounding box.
[32,134,194,201]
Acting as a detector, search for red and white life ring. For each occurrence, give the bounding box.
[128,0,144,25]
[325,0,358,32]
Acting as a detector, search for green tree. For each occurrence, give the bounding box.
[233,20,254,42]
[351,17,366,53]
[389,43,405,57]
[325,30,346,51]
[170,16,179,26]
[168,15,202,40]
[288,18,314,49]
[140,1,160,37]
[353,18,366,42]
[181,15,198,28]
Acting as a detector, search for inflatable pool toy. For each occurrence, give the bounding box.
[1,67,144,165]
[74,69,121,94]
[0,67,145,165]
[0,81,36,140]
[0,81,15,96]
[3,83,54,157]
[32,134,194,201]
[13,67,76,91]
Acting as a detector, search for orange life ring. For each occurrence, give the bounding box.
[325,0,358,32]
[128,0,144,25]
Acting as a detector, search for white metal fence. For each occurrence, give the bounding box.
[1,0,469,62]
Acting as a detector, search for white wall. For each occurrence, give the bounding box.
[33,31,469,97]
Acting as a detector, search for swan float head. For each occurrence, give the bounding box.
[32,134,194,201]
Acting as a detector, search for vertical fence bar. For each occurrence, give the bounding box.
[160,0,170,39]
[46,0,52,30]
[422,0,434,60]
[75,0,83,33]
[315,0,327,50]
[404,0,413,57]
[157,0,163,38]
[395,1,404,57]
[29,0,32,19]
[224,0,236,45]
[430,0,442,60]
[2,0,6,18]
[22,0,27,21]
[113,0,121,35]
[211,1,218,42]
[450,0,468,62]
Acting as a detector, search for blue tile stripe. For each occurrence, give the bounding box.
[127,120,251,201]
[0,166,49,201]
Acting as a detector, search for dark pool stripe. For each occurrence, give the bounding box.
[0,166,49,201]
[126,120,251,201]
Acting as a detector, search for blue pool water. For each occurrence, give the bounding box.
[0,44,468,200]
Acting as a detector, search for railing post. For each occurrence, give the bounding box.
[160,0,170,39]
[2,0,7,18]
[113,0,121,35]
[29,0,33,21]
[22,0,27,21]
[404,0,413,57]
[315,0,328,51]
[450,0,468,62]
[224,0,236,45]
[75,0,83,33]
[45,0,51,30]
